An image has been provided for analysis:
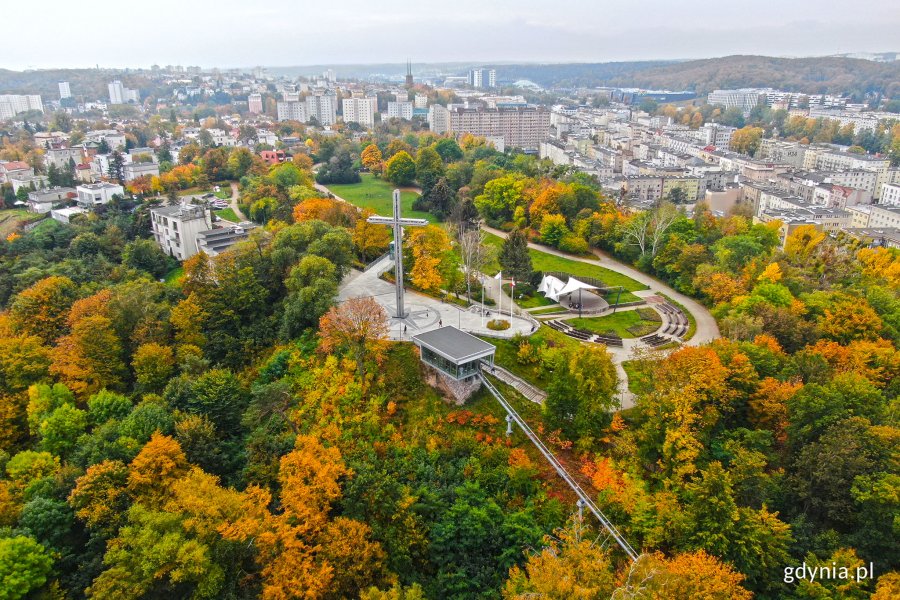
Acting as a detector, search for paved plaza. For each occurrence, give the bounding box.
[338,255,536,341]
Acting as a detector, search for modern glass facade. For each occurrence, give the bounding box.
[420,346,489,381]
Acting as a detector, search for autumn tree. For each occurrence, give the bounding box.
[9,276,79,344]
[385,151,416,186]
[504,519,616,599]
[784,224,825,265]
[730,126,764,156]
[361,144,383,176]
[51,315,127,397]
[353,211,392,262]
[132,343,176,394]
[319,297,389,381]
[615,550,753,600]
[407,225,450,293]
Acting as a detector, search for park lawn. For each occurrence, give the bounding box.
[622,360,653,395]
[485,325,581,389]
[569,310,661,339]
[214,208,240,222]
[163,266,184,287]
[483,232,645,303]
[502,283,555,308]
[323,173,436,223]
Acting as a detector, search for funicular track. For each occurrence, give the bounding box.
[479,366,639,562]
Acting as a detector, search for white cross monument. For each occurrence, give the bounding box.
[367,189,429,319]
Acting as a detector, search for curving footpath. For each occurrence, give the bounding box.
[481,225,720,409]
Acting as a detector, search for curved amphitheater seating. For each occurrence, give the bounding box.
[658,303,689,338]
[544,319,624,347]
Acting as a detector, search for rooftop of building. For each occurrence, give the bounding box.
[412,326,496,364]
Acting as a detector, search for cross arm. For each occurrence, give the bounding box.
[366,216,430,227]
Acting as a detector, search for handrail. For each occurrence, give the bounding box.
[479,368,639,562]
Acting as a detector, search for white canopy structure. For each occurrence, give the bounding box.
[537,275,566,301]
[557,277,599,298]
[538,275,599,302]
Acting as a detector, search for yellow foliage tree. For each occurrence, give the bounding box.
[504,519,616,599]
[758,262,782,283]
[408,225,450,293]
[50,315,127,397]
[784,224,825,264]
[361,144,383,175]
[353,213,392,262]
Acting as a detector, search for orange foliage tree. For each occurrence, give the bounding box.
[318,296,389,381]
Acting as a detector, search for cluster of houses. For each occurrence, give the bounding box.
[540,100,900,249]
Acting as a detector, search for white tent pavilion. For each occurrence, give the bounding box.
[537,275,566,301]
[557,277,599,298]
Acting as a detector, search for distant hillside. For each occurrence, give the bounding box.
[0,68,123,99]
[490,55,900,96]
[607,55,900,96]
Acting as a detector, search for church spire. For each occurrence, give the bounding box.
[405,59,413,87]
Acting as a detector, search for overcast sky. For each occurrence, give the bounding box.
[5,0,899,70]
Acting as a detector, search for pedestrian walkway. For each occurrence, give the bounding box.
[485,364,547,404]
[338,255,537,340]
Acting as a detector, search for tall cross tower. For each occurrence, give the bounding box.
[367,189,428,318]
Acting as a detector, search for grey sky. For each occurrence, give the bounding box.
[4,0,898,70]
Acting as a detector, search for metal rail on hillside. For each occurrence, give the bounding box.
[479,369,640,562]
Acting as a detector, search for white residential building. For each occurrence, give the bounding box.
[487,69,496,88]
[0,95,44,119]
[306,91,337,125]
[414,94,428,109]
[440,105,551,150]
[108,80,138,104]
[44,147,84,170]
[867,205,900,229]
[108,81,125,104]
[76,182,124,207]
[276,100,308,122]
[248,93,263,114]
[881,183,900,207]
[58,82,71,99]
[150,204,212,261]
[84,129,126,151]
[387,101,414,120]
[428,104,451,134]
[27,187,76,213]
[123,162,160,182]
[707,89,765,114]
[342,97,377,127]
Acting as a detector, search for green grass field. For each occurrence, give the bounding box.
[163,266,184,287]
[323,174,435,223]
[502,283,556,308]
[569,310,661,339]
[483,232,645,303]
[214,208,240,223]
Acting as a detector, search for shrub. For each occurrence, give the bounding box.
[558,233,589,254]
[487,319,511,331]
